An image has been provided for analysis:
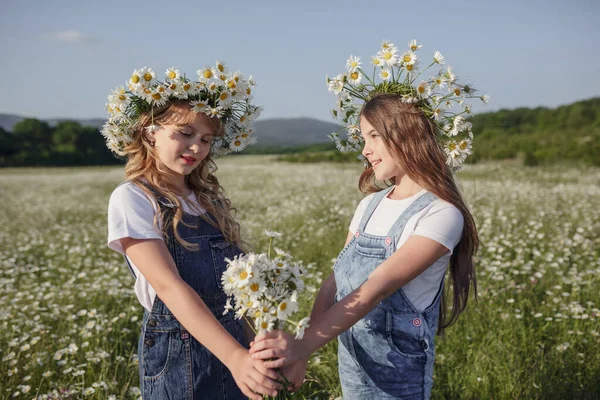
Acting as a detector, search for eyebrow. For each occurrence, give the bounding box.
[361,128,377,138]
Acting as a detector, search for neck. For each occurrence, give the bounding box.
[164,170,190,195]
[389,174,423,200]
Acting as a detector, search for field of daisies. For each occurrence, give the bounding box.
[1,156,599,399]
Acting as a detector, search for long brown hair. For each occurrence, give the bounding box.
[123,100,245,251]
[359,93,478,334]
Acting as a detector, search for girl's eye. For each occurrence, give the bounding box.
[179,131,192,137]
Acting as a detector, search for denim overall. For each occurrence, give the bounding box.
[125,188,248,399]
[334,188,443,399]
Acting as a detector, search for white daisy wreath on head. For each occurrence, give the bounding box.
[327,39,490,170]
[101,61,262,157]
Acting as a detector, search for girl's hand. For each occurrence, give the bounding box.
[227,348,282,399]
[281,359,308,392]
[249,330,309,368]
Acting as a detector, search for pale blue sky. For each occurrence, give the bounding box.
[1,0,598,122]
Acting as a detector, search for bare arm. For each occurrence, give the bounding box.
[122,237,280,399]
[251,235,449,367]
[308,232,352,321]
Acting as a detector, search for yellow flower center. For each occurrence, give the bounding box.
[403,55,412,63]
[220,92,228,101]
[158,86,165,93]
[235,140,241,146]
[406,64,414,71]
[209,84,217,91]
[350,71,359,80]
[241,133,248,138]
[152,93,161,100]
[459,141,468,150]
[417,85,425,94]
[144,88,151,94]
[279,302,287,311]
[168,71,176,79]
[131,75,140,84]
[143,73,153,82]
[382,71,389,78]
[454,88,461,96]
[239,271,248,280]
[183,83,191,91]
[234,76,239,82]
[250,283,259,292]
[203,70,213,79]
[169,83,177,90]
[351,61,358,68]
[382,43,390,49]
[240,116,246,123]
[119,94,126,101]
[261,321,268,329]
[383,52,392,60]
[217,64,224,72]
[228,81,236,89]
[246,87,251,95]
[448,143,457,151]
[219,74,226,81]
[373,59,381,65]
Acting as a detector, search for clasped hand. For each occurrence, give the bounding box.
[249,330,309,392]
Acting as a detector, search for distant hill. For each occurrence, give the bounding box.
[0,114,340,148]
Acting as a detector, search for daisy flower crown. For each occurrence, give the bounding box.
[101,61,262,157]
[327,39,489,169]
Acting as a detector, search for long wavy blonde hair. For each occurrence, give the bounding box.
[359,93,478,335]
[122,100,245,251]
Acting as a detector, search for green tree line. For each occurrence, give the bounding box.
[0,119,119,167]
[1,97,599,167]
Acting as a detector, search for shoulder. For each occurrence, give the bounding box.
[425,197,463,224]
[413,196,464,252]
[108,181,158,215]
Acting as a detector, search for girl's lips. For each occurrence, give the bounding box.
[181,156,197,165]
[371,160,381,168]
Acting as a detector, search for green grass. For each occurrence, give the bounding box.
[1,158,599,399]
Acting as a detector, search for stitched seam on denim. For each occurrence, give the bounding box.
[143,331,174,381]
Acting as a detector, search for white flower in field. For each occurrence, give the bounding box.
[19,343,30,352]
[42,371,53,378]
[507,298,515,303]
[480,94,490,103]
[556,342,570,352]
[83,387,96,396]
[265,230,282,238]
[371,55,382,67]
[534,313,543,318]
[294,317,310,339]
[73,370,85,377]
[346,55,361,72]
[277,295,298,320]
[327,74,345,94]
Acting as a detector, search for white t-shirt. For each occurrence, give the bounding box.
[107,181,205,311]
[348,189,464,312]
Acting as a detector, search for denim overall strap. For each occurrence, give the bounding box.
[356,186,395,233]
[386,192,437,238]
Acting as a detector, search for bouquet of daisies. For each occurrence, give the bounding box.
[221,231,311,340]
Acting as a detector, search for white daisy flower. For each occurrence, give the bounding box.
[215,60,227,73]
[480,94,491,103]
[265,230,282,238]
[206,81,219,94]
[416,82,429,97]
[433,107,445,121]
[229,136,245,152]
[404,61,419,77]
[198,66,216,81]
[346,55,361,72]
[327,74,345,94]
[371,55,382,67]
[347,70,362,85]
[107,86,130,109]
[409,39,422,51]
[191,99,208,113]
[147,85,169,106]
[377,47,399,67]
[380,68,392,81]
[381,39,394,49]
[138,66,156,86]
[400,51,417,66]
[165,67,180,81]
[433,51,445,64]
[206,106,224,118]
[294,317,310,340]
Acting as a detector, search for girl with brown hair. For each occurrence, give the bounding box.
[250,40,484,399]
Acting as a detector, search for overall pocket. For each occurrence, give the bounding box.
[142,330,177,380]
